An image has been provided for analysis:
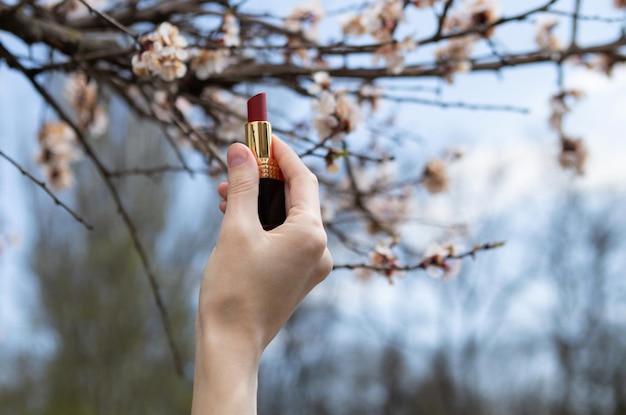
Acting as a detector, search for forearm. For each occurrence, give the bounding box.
[191,320,262,415]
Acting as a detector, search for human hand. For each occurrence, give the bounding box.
[192,136,332,414]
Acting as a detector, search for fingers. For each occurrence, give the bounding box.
[218,182,228,200]
[272,136,321,220]
[221,144,261,229]
[218,182,228,213]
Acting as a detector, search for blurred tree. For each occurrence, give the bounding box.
[0,112,214,414]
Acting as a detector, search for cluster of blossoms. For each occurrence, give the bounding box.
[283,0,324,65]
[361,239,463,283]
[341,0,417,73]
[191,12,242,79]
[435,0,500,83]
[549,89,588,175]
[535,18,561,54]
[341,0,404,41]
[36,122,81,190]
[310,72,362,142]
[444,0,500,37]
[285,0,324,41]
[133,15,244,82]
[132,23,190,82]
[435,37,474,84]
[65,73,108,136]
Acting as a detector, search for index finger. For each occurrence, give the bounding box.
[272,135,321,219]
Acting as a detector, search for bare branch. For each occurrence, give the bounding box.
[76,0,139,41]
[0,149,94,231]
[333,241,506,273]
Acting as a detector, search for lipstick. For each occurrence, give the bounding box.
[245,93,286,230]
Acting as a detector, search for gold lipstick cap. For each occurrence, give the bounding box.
[245,121,284,181]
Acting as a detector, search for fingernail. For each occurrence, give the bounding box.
[228,145,248,168]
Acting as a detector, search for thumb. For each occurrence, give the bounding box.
[223,143,260,226]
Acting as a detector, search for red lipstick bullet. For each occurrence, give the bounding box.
[245,93,286,230]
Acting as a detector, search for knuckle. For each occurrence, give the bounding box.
[227,175,257,197]
[308,171,319,189]
[301,227,327,257]
[317,250,333,282]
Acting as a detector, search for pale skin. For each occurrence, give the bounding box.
[192,136,333,414]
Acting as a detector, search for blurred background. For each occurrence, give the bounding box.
[1,0,626,414]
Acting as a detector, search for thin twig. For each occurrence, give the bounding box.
[0,149,94,231]
[108,166,211,178]
[76,0,139,41]
[379,94,529,113]
[435,0,455,38]
[333,241,506,272]
[570,0,583,49]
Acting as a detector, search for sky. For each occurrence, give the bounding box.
[1,0,626,371]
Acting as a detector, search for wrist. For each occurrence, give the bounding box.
[192,319,262,415]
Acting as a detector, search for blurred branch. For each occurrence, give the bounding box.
[0,149,94,231]
[333,241,506,273]
[108,165,212,178]
[76,0,139,41]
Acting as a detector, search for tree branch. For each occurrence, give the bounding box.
[0,149,94,231]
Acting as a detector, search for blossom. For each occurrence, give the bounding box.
[191,49,231,79]
[132,22,189,81]
[312,90,340,140]
[365,187,411,234]
[358,83,384,111]
[373,36,417,74]
[341,0,404,41]
[422,242,462,280]
[420,159,449,194]
[412,0,441,8]
[201,88,247,143]
[445,0,500,37]
[535,18,561,54]
[43,0,109,18]
[65,72,108,135]
[549,89,584,132]
[558,137,588,175]
[614,0,626,8]
[36,122,81,190]
[587,53,620,77]
[435,37,474,83]
[285,0,324,41]
[311,87,361,142]
[222,13,241,47]
[308,71,332,95]
[371,238,403,283]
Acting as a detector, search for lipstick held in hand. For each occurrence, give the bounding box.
[245,93,286,230]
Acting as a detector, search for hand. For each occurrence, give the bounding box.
[192,136,332,414]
